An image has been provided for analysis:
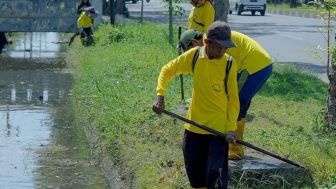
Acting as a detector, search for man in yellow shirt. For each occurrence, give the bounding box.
[178,28,273,160]
[188,0,215,33]
[153,21,239,189]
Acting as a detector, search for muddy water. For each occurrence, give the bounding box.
[0,33,110,189]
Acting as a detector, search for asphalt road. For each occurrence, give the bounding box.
[228,12,331,81]
[125,0,334,81]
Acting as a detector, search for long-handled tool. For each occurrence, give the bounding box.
[162,109,306,169]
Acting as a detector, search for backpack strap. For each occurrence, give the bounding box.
[192,19,205,27]
[192,47,201,73]
[224,56,233,96]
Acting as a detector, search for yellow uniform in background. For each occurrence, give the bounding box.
[77,11,94,29]
[188,1,215,33]
[227,31,272,74]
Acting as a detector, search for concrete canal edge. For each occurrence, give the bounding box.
[81,118,134,189]
[229,149,315,188]
[267,9,319,19]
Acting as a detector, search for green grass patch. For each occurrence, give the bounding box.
[70,23,336,188]
[268,3,336,16]
[259,65,327,103]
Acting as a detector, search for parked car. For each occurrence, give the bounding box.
[229,0,267,16]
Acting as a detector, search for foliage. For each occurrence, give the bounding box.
[259,64,328,103]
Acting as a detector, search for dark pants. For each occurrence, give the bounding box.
[0,32,8,53]
[81,27,93,38]
[183,130,229,189]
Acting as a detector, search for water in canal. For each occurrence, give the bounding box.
[0,32,110,189]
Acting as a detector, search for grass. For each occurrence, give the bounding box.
[267,3,336,16]
[70,23,336,188]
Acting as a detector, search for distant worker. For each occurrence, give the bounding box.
[69,7,99,46]
[178,28,273,160]
[188,0,214,33]
[77,0,91,14]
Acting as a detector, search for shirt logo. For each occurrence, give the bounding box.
[212,84,221,92]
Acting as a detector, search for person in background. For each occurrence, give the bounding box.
[178,28,273,160]
[188,0,214,33]
[77,0,91,14]
[153,21,239,189]
[69,7,99,46]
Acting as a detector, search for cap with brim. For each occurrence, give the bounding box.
[179,29,203,52]
[207,21,236,48]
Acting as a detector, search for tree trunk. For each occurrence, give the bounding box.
[103,0,110,16]
[214,0,229,22]
[116,0,128,16]
[326,63,336,130]
[168,0,173,44]
[289,0,297,8]
[110,0,116,25]
[325,10,336,131]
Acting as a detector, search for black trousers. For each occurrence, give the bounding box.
[183,130,229,189]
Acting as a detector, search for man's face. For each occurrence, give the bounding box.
[205,39,227,59]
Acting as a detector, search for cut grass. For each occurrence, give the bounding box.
[70,23,336,188]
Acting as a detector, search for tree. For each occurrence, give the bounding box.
[214,0,229,22]
[312,0,336,131]
[289,0,297,8]
[323,0,336,131]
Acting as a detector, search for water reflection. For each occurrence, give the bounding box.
[0,105,52,188]
[0,70,72,188]
[0,30,109,188]
[9,32,61,59]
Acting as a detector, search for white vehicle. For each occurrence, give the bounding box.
[229,0,267,16]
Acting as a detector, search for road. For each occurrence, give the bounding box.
[228,13,330,81]
[125,0,333,81]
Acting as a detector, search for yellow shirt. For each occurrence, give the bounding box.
[188,1,214,33]
[77,12,93,28]
[227,31,272,74]
[156,47,239,134]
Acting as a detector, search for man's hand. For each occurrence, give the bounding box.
[152,95,165,114]
[225,131,237,144]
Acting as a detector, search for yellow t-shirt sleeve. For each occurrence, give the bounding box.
[156,48,198,96]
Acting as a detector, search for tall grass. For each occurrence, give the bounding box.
[70,23,336,188]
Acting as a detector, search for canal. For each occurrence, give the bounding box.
[0,32,110,188]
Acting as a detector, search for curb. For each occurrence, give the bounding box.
[267,9,319,18]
